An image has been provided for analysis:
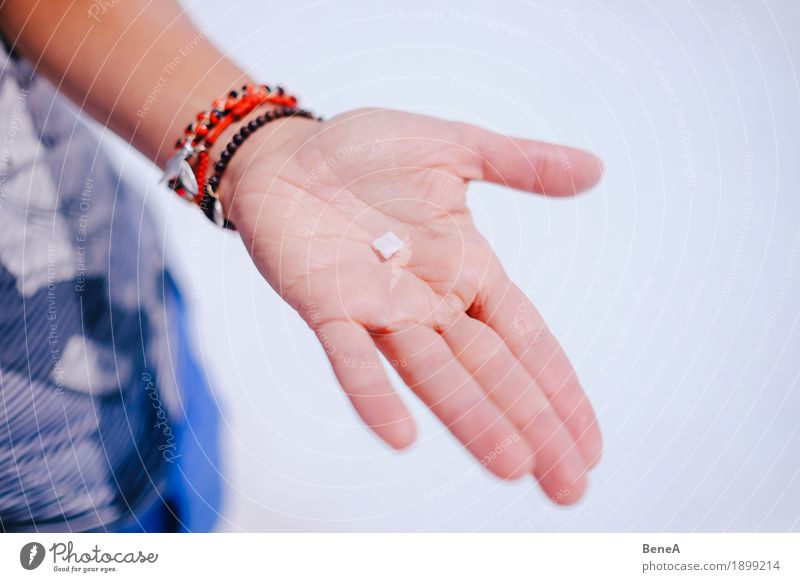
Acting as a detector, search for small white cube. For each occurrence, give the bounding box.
[372,231,404,260]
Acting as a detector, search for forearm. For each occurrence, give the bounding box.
[0,0,249,167]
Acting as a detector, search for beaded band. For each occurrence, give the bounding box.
[201,106,320,229]
[161,83,306,228]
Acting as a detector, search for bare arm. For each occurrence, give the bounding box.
[0,0,248,167]
[1,0,604,502]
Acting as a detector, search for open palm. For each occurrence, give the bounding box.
[224,108,603,503]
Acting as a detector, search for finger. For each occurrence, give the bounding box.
[313,320,417,450]
[454,122,603,196]
[375,324,535,480]
[442,315,587,504]
[472,280,603,469]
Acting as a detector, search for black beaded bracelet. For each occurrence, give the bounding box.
[201,106,320,229]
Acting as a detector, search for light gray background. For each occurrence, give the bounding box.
[110,0,800,531]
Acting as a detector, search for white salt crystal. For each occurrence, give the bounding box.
[372,231,404,260]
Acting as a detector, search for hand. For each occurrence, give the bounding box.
[221,108,603,504]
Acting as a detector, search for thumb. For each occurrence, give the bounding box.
[454,121,604,196]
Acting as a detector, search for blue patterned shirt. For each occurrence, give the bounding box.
[0,42,182,532]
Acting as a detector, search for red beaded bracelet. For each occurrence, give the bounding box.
[161,83,297,202]
[162,83,320,229]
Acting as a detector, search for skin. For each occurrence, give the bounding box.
[221,109,604,502]
[3,1,603,505]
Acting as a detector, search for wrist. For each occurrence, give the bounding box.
[210,111,320,218]
[161,82,308,228]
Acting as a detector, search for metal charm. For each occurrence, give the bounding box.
[161,142,195,185]
[177,159,199,197]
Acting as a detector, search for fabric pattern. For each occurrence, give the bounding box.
[0,43,183,532]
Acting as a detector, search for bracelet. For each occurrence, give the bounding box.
[201,106,320,229]
[161,83,298,208]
